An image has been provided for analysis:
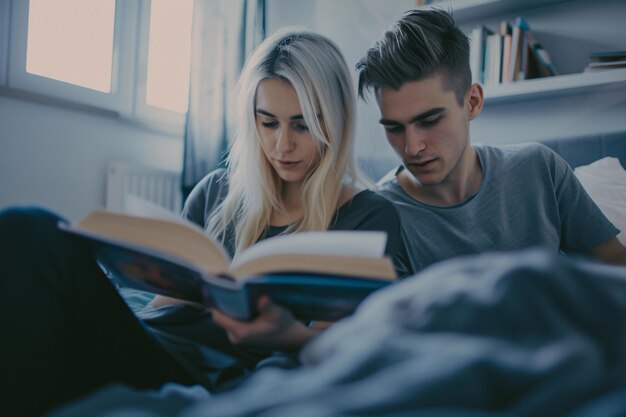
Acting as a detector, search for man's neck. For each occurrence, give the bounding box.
[398,147,483,207]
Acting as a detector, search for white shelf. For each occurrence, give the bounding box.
[482,68,626,105]
[419,0,572,22]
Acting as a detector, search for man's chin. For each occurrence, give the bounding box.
[406,170,441,187]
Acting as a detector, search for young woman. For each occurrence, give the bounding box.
[0,29,408,417]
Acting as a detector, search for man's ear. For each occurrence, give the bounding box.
[465,83,484,121]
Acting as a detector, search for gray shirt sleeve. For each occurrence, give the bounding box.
[181,169,229,229]
[541,145,619,252]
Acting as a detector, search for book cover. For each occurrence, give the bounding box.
[469,25,493,84]
[509,16,530,82]
[60,210,397,321]
[590,50,626,62]
[586,50,626,72]
[89,238,391,321]
[485,33,503,86]
[499,20,513,84]
[584,60,626,72]
[526,33,557,78]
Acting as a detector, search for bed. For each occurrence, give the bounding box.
[49,132,626,417]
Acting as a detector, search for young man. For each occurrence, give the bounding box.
[356,9,626,272]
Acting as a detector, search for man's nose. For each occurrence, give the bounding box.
[404,128,426,156]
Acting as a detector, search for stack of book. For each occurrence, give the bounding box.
[584,51,626,73]
[470,16,558,86]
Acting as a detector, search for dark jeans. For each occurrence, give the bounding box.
[0,207,197,417]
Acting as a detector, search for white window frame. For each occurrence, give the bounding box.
[0,0,10,86]
[3,0,188,133]
[7,0,139,115]
[133,0,187,130]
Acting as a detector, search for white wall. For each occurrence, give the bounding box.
[0,94,182,220]
[267,0,626,157]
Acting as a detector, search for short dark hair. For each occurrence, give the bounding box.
[356,8,471,105]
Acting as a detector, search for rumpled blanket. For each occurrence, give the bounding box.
[48,248,626,417]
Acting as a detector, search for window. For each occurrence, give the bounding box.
[145,0,193,113]
[26,0,116,93]
[2,0,193,132]
[134,0,193,126]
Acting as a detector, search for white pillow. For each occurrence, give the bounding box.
[574,157,626,244]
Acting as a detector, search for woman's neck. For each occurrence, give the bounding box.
[270,183,304,227]
[269,184,357,227]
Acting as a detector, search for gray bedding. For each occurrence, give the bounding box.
[49,248,626,417]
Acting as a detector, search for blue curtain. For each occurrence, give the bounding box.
[182,0,266,198]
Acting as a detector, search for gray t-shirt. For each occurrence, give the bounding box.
[182,168,410,277]
[380,143,619,273]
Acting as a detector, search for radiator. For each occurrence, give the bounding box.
[106,162,182,214]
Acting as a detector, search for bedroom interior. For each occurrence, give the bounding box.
[1,0,626,416]
[1,0,625,220]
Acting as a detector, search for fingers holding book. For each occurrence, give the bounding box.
[211,296,320,351]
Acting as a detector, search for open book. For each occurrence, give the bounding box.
[60,208,397,321]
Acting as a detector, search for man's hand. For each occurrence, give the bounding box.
[211,296,319,351]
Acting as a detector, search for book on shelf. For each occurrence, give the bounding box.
[469,24,493,84]
[485,31,505,86]
[526,32,558,78]
[499,20,513,84]
[585,50,626,72]
[584,61,626,72]
[472,16,557,85]
[590,50,626,62]
[509,16,530,82]
[59,209,397,321]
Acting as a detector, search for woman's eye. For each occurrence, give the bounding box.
[261,120,278,129]
[293,123,309,133]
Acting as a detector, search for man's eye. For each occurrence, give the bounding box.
[419,117,441,128]
[384,126,403,134]
[261,120,278,129]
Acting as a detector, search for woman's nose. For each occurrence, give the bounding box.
[275,128,294,153]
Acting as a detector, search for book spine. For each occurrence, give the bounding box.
[470,25,485,84]
[501,33,513,84]
[510,16,529,82]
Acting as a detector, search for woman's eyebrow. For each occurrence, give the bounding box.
[256,108,304,120]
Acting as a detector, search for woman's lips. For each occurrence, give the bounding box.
[275,160,302,170]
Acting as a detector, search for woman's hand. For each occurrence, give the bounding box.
[211,296,318,351]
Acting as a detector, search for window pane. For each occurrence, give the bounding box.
[26,0,116,93]
[146,0,193,113]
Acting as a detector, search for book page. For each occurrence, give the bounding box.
[230,253,396,281]
[230,231,387,270]
[73,210,231,274]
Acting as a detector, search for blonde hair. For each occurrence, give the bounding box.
[208,28,368,255]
